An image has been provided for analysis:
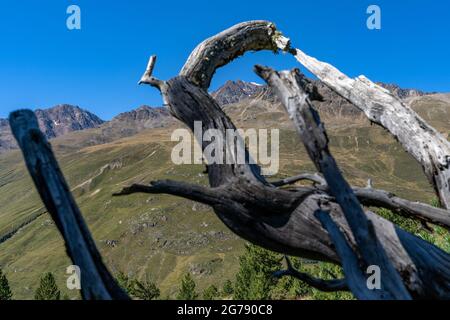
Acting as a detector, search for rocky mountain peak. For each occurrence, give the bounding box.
[33,104,104,139]
[0,104,104,153]
[211,79,432,107]
[112,105,170,123]
[211,80,273,105]
[0,81,437,155]
[376,83,430,99]
[97,105,174,139]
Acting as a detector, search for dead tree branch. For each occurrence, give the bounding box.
[113,180,222,206]
[180,20,290,90]
[287,47,450,209]
[9,110,129,300]
[274,256,349,292]
[352,187,450,229]
[271,173,327,187]
[138,55,169,105]
[276,175,450,228]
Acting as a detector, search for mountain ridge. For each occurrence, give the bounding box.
[0,105,174,154]
[0,81,441,154]
[0,104,104,153]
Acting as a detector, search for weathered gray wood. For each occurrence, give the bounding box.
[9,110,129,300]
[255,65,411,299]
[183,20,450,209]
[352,187,450,229]
[288,48,450,209]
[277,176,450,228]
[114,180,223,206]
[180,20,289,90]
[271,172,326,187]
[164,75,268,187]
[138,55,169,106]
[315,210,390,299]
[122,22,450,299]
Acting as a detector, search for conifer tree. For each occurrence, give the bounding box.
[34,272,60,300]
[116,271,160,300]
[116,271,133,295]
[132,278,160,300]
[234,244,282,300]
[176,273,198,300]
[202,285,219,300]
[0,268,12,300]
[222,279,234,296]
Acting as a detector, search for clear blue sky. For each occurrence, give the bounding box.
[0,0,449,119]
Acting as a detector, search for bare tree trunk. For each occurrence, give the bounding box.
[115,21,450,299]
[9,110,129,300]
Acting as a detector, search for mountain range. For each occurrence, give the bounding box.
[0,105,173,154]
[0,80,431,154]
[0,105,104,153]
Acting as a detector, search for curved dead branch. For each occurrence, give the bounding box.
[180,20,290,90]
[353,187,450,229]
[113,180,222,206]
[274,256,349,292]
[9,110,129,300]
[271,173,327,187]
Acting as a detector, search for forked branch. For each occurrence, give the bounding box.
[274,256,349,292]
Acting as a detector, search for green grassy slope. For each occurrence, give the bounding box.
[0,94,448,299]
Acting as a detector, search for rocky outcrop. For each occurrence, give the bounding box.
[211,79,433,118]
[0,81,434,155]
[377,83,430,100]
[0,104,104,153]
[99,106,173,139]
[211,80,274,105]
[110,105,171,127]
[34,104,104,138]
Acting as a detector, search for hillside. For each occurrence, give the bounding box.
[0,83,448,299]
